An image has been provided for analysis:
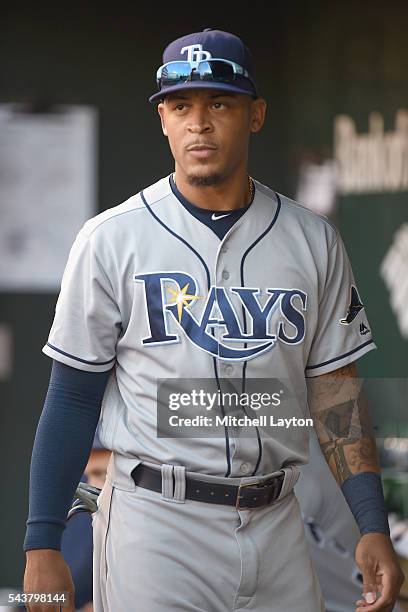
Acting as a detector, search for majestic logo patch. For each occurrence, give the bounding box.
[359,322,370,336]
[180,44,212,63]
[340,285,364,325]
[135,271,308,361]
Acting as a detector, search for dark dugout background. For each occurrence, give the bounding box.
[1,0,407,587]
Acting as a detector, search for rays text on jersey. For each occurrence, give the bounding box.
[135,271,307,361]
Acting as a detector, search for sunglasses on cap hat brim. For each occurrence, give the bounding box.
[149,58,258,103]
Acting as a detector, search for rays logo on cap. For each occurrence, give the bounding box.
[149,30,258,103]
[180,44,212,62]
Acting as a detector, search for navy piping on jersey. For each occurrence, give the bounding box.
[239,193,282,476]
[46,342,116,366]
[305,339,375,370]
[104,489,114,581]
[140,189,233,476]
[140,191,211,287]
[169,176,265,475]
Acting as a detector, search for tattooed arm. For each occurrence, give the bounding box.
[307,361,379,484]
[307,362,403,611]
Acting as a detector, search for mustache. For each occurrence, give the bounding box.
[185,141,219,151]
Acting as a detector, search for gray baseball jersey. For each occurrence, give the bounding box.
[44,174,376,611]
[43,174,375,479]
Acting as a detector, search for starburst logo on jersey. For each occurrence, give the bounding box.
[134,272,307,361]
[166,283,204,322]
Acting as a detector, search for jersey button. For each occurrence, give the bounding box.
[220,244,228,254]
[239,462,251,475]
[222,270,230,280]
[224,364,234,376]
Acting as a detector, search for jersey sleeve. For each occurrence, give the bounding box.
[305,230,376,377]
[42,226,121,372]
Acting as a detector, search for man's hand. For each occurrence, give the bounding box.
[354,533,404,611]
[23,549,75,612]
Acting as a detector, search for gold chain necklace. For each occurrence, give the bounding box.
[248,175,254,203]
[173,173,254,204]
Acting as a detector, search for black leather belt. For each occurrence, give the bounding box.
[131,464,285,510]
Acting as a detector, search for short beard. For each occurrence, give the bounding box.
[187,173,223,187]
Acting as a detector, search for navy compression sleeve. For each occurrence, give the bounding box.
[341,471,390,536]
[23,360,112,552]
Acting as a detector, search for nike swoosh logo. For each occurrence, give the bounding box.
[211,212,231,221]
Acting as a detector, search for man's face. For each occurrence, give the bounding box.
[157,89,266,186]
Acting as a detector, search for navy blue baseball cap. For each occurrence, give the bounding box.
[149,29,258,103]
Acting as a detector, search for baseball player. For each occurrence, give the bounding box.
[23,29,403,612]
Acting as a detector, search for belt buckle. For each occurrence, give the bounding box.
[235,479,263,510]
[235,476,281,510]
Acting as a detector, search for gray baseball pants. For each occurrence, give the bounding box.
[92,456,325,611]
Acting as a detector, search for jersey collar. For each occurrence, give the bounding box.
[140,174,280,263]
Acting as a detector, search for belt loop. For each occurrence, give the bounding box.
[161,464,174,501]
[278,465,300,501]
[173,466,186,503]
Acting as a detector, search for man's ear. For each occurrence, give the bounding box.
[250,98,267,133]
[157,103,168,137]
